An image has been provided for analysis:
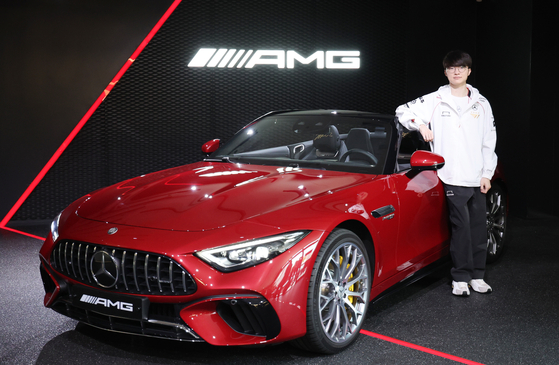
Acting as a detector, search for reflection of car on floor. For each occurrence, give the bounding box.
[39,110,508,354]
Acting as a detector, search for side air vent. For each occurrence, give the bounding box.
[216,298,281,340]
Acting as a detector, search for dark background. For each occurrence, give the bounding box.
[1,0,557,228]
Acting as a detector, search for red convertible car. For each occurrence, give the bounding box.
[39,110,507,353]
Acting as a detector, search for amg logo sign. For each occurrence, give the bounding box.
[188,49,360,69]
[80,294,134,312]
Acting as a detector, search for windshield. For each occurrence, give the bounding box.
[209,112,396,175]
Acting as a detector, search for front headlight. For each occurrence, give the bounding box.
[195,231,310,272]
[50,212,62,243]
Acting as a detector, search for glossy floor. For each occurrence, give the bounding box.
[2,212,558,364]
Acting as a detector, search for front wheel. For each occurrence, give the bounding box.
[292,229,371,353]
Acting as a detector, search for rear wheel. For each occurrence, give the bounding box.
[292,229,371,353]
[486,183,507,263]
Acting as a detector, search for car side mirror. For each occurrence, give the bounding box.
[410,150,445,171]
[202,139,219,155]
[202,139,220,156]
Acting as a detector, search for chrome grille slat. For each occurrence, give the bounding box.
[145,254,151,293]
[63,242,69,274]
[133,252,140,292]
[122,251,129,291]
[50,241,196,296]
[111,249,118,290]
[77,243,84,281]
[169,261,174,293]
[157,257,163,293]
[84,245,92,283]
[70,243,77,278]
[57,243,63,271]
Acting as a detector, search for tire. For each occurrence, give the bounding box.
[486,183,507,263]
[291,229,371,353]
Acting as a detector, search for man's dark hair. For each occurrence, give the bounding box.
[443,50,472,69]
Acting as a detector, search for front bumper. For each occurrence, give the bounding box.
[39,229,324,346]
[40,260,281,343]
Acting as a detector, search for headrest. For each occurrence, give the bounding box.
[313,125,341,152]
[346,128,372,151]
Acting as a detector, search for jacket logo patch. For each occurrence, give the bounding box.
[446,190,454,197]
[470,103,480,118]
[442,111,451,117]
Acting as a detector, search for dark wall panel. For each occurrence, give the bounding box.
[3,0,549,222]
[405,0,478,99]
[475,0,533,217]
[529,0,558,216]
[12,0,409,220]
[0,0,174,221]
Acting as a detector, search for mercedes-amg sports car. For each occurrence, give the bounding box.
[39,110,507,354]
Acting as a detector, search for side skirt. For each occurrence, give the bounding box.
[371,255,451,306]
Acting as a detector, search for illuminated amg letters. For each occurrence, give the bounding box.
[188,49,360,69]
[287,50,324,68]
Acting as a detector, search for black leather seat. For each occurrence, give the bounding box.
[341,128,378,165]
[313,125,346,159]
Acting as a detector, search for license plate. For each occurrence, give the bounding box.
[71,286,149,320]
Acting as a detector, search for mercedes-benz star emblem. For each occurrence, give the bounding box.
[90,250,119,288]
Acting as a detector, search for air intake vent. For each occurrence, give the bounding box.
[217,298,281,340]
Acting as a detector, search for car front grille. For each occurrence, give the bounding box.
[50,241,196,296]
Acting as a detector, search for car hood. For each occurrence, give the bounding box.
[76,162,374,231]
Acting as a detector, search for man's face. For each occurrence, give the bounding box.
[444,65,471,87]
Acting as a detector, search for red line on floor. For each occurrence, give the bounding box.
[360,329,485,365]
[0,226,46,241]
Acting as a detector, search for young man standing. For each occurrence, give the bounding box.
[395,50,498,296]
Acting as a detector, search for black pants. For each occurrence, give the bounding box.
[443,184,487,282]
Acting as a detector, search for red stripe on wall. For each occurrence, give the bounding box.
[0,0,182,227]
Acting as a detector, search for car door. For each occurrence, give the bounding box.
[390,170,449,272]
[391,128,450,273]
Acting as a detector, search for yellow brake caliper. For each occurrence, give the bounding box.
[340,255,356,307]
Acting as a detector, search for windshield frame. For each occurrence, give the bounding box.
[207,110,399,175]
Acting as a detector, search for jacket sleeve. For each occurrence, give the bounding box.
[481,101,498,180]
[395,93,435,131]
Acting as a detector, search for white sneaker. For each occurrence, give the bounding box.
[452,281,470,296]
[469,279,492,293]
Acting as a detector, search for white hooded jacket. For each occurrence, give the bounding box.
[395,84,497,187]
